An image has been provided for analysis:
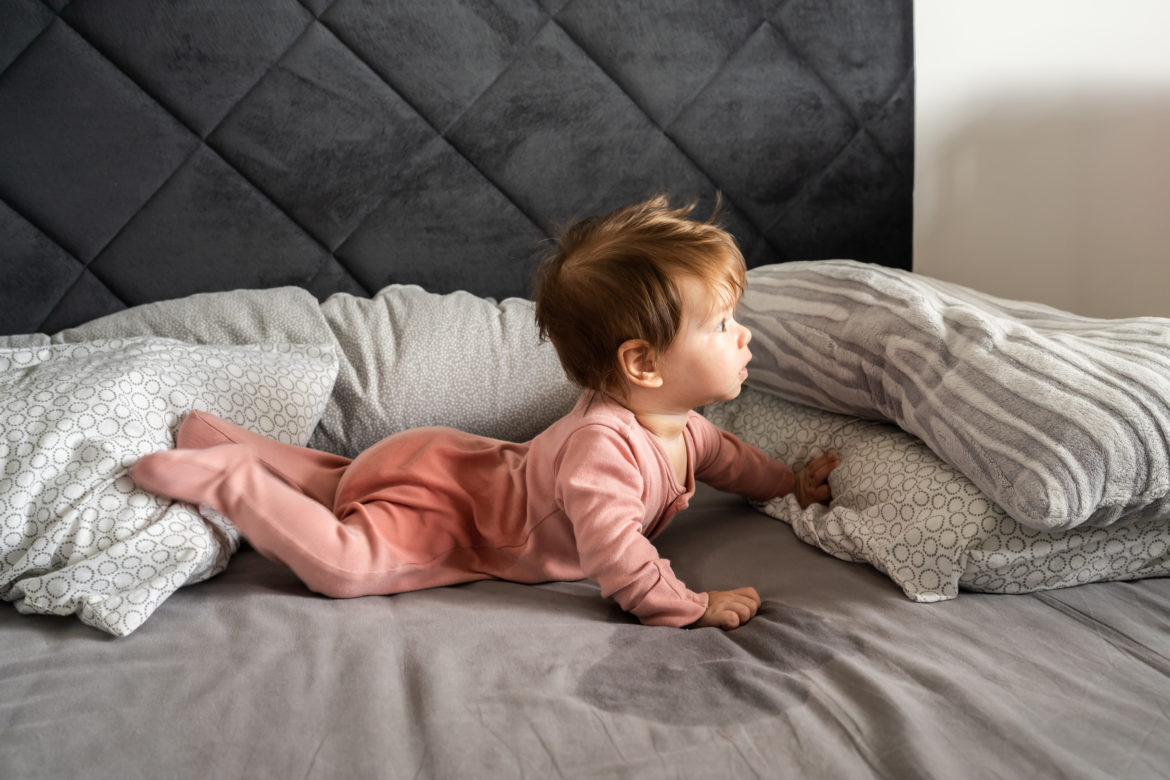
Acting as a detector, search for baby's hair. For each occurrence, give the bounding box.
[533,193,746,393]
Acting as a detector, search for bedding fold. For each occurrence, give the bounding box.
[738,260,1170,531]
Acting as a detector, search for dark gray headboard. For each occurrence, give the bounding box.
[0,0,913,336]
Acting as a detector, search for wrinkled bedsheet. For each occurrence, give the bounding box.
[3,484,1168,779]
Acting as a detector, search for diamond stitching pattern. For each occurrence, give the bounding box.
[0,0,912,336]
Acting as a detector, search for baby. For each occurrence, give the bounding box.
[131,195,838,630]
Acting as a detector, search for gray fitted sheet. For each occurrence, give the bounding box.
[3,483,1168,779]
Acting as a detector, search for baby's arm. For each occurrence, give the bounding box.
[692,413,838,506]
[556,429,710,628]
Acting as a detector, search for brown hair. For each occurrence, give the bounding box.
[533,193,746,392]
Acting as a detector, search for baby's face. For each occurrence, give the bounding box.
[654,275,753,409]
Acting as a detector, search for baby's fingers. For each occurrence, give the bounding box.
[718,588,761,629]
[807,453,841,482]
[699,587,761,630]
[727,586,762,609]
[803,482,833,503]
[796,460,837,507]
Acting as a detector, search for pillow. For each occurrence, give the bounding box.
[315,285,579,457]
[738,260,1170,531]
[50,283,582,456]
[0,334,50,348]
[0,337,338,636]
[52,286,335,347]
[704,388,1170,601]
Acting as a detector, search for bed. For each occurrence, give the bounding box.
[3,2,1169,778]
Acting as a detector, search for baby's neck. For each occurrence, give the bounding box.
[608,389,691,441]
[635,410,689,442]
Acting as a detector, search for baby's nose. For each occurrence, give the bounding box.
[740,324,752,346]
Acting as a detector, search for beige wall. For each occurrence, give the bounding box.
[914,0,1170,318]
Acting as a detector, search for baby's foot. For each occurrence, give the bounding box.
[175,410,238,450]
[130,444,251,508]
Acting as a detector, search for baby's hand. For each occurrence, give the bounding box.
[694,587,761,630]
[795,453,840,509]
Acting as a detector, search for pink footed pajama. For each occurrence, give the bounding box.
[131,393,794,627]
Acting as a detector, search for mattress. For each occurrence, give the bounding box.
[4,483,1168,779]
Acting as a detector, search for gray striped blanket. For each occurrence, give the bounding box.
[738,260,1170,531]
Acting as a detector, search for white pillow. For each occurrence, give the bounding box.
[704,388,1170,601]
[0,337,338,636]
[738,260,1170,531]
[314,285,579,456]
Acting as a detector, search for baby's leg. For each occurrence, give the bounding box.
[132,445,414,598]
[176,410,349,507]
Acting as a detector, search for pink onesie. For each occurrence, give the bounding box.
[137,392,794,627]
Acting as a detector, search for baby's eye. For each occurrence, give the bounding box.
[715,319,727,332]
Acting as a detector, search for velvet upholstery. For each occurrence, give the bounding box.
[0,0,913,336]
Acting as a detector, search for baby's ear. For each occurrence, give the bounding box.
[617,339,664,388]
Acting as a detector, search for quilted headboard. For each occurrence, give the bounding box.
[0,0,913,336]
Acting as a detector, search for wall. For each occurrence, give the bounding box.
[914,0,1170,318]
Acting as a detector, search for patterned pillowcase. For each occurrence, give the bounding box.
[315,285,580,457]
[738,260,1170,531]
[0,338,338,636]
[704,388,1170,601]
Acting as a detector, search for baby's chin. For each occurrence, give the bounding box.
[715,383,746,404]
